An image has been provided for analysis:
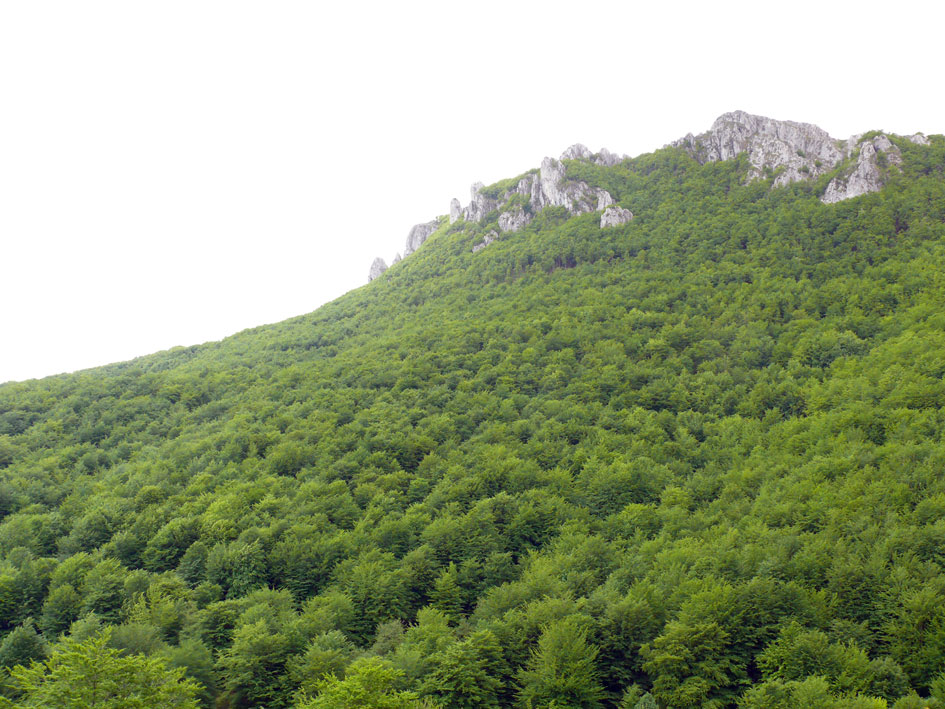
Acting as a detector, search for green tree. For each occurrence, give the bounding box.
[295,657,421,708]
[0,629,200,708]
[517,618,604,709]
[0,621,47,670]
[421,630,507,707]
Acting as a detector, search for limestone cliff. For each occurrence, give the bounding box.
[822,135,903,203]
[673,110,843,186]
[673,110,917,204]
[404,220,440,257]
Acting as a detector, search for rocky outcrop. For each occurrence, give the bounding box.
[368,258,388,282]
[822,135,902,204]
[673,111,927,204]
[449,198,462,224]
[473,230,499,254]
[464,182,498,223]
[560,143,626,166]
[392,252,402,264]
[404,220,439,257]
[673,110,842,187]
[600,206,633,228]
[561,143,593,161]
[498,207,530,233]
[472,230,498,253]
[596,148,624,167]
[461,156,616,231]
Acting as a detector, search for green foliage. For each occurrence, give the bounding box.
[0,136,944,706]
[517,618,604,708]
[0,629,200,708]
[295,657,422,708]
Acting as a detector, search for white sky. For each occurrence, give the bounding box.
[1,0,943,383]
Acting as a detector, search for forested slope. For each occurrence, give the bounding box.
[1,133,945,708]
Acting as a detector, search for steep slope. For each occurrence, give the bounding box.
[2,116,945,708]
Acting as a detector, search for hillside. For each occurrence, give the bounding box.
[1,113,945,708]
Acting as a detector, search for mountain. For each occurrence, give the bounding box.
[1,112,945,708]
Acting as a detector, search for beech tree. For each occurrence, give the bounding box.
[1,629,200,708]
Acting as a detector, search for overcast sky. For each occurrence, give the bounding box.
[2,1,943,383]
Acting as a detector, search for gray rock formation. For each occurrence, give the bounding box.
[673,111,928,204]
[392,252,402,264]
[498,207,531,233]
[463,182,499,223]
[472,230,498,253]
[673,110,842,187]
[822,135,902,204]
[368,257,388,282]
[560,144,625,166]
[595,148,624,167]
[600,205,633,228]
[449,198,462,224]
[404,220,439,257]
[561,143,593,161]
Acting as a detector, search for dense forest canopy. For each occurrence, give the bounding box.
[1,133,945,708]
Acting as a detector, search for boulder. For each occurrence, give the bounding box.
[600,206,633,228]
[472,230,498,253]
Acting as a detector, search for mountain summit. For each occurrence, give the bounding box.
[673,109,928,201]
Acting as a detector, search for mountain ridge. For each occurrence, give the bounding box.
[370,110,933,281]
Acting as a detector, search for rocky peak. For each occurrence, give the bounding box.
[368,257,388,282]
[673,110,924,203]
[560,144,627,167]
[404,220,440,257]
[673,110,842,186]
[561,143,593,161]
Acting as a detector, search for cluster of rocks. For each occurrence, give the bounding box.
[369,144,635,279]
[455,145,634,253]
[673,110,928,203]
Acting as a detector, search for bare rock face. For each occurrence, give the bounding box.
[449,198,462,224]
[822,135,902,204]
[673,110,842,186]
[472,230,498,253]
[561,143,593,161]
[595,148,624,167]
[404,220,439,257]
[600,205,633,228]
[560,144,625,166]
[498,207,531,233]
[910,133,930,146]
[392,252,402,264]
[368,257,388,282]
[463,183,499,223]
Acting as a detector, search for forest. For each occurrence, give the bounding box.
[0,133,944,707]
